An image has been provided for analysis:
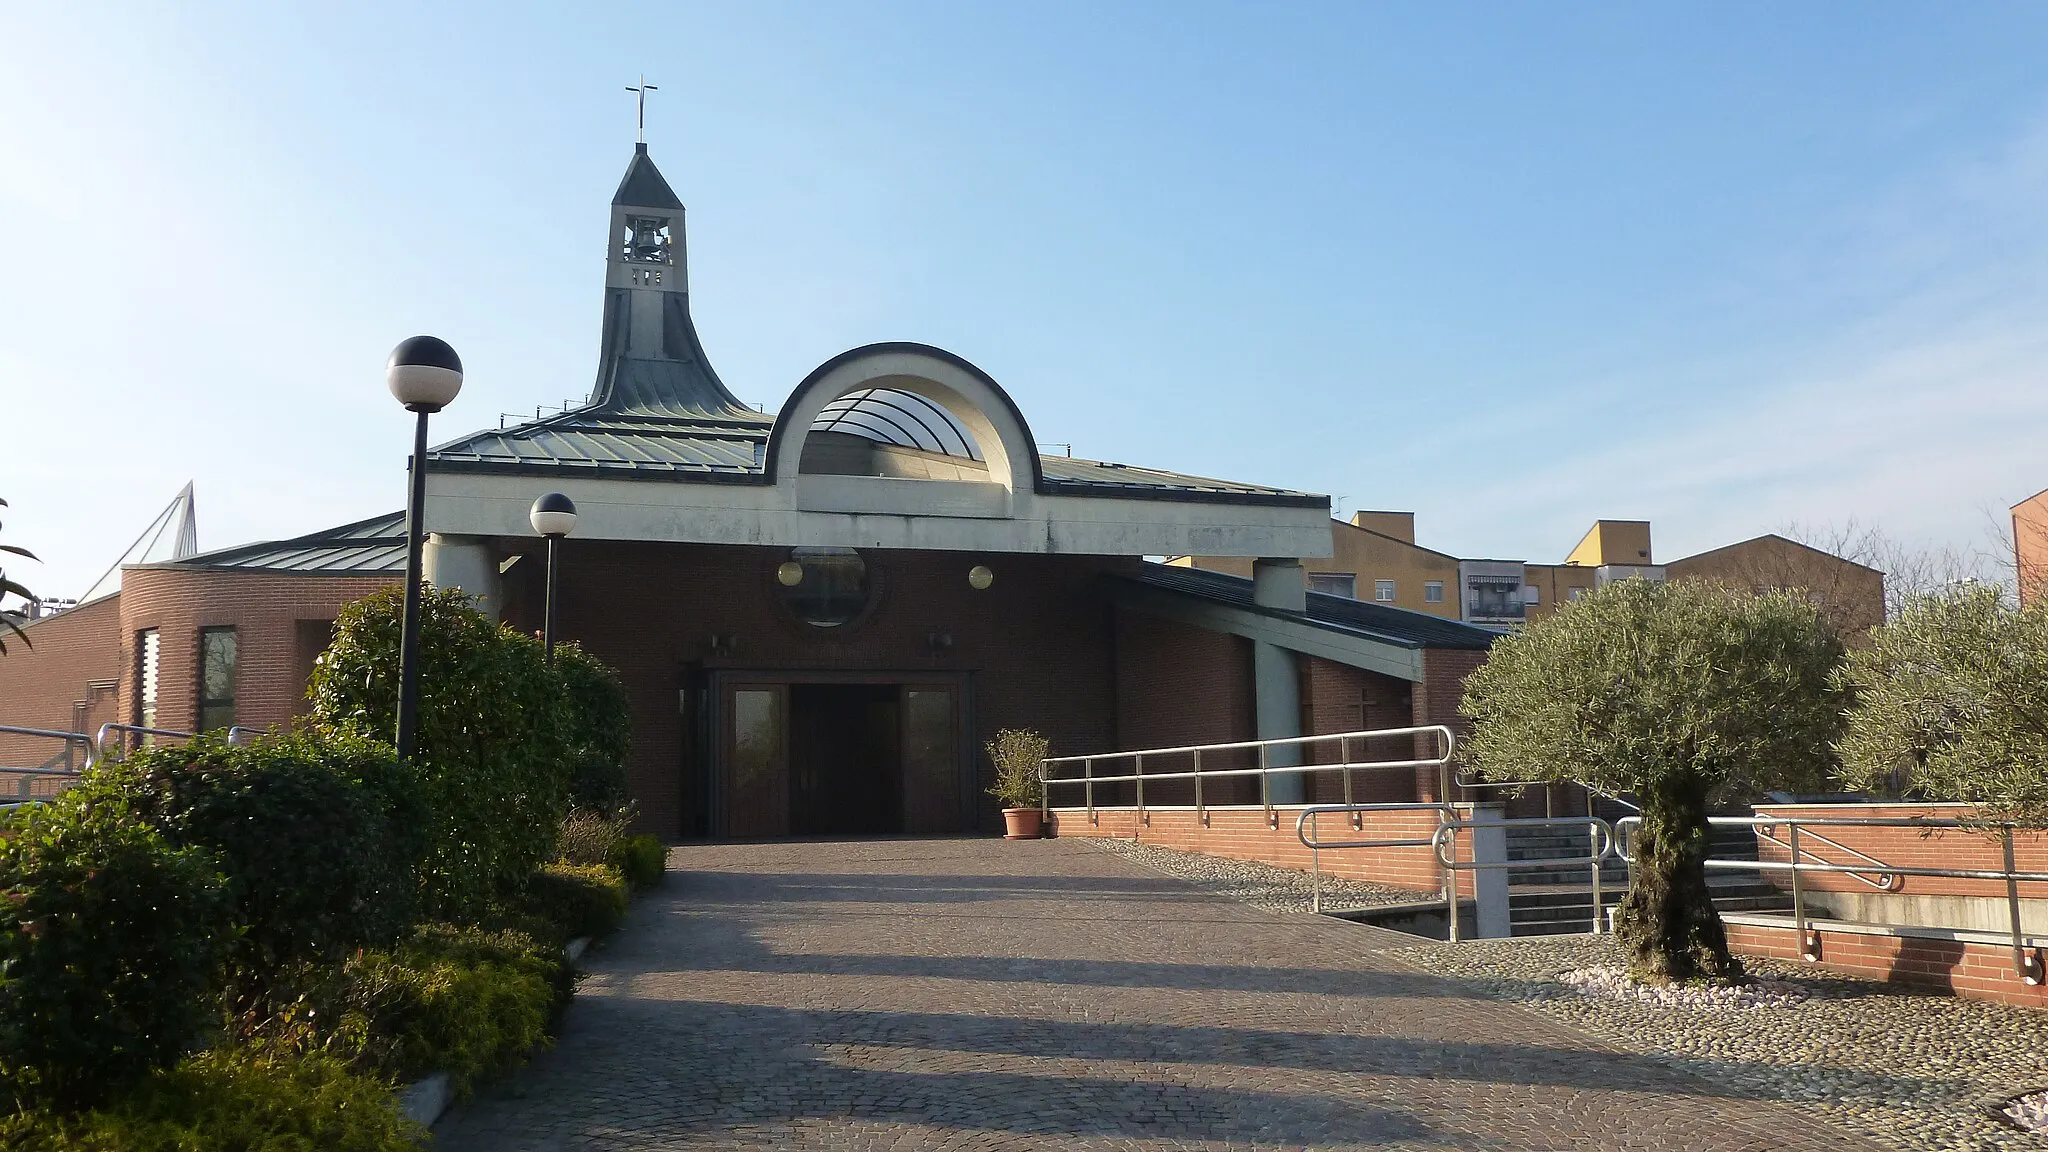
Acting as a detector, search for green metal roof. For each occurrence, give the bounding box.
[137,512,406,575]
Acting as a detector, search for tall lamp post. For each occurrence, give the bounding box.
[386,336,463,761]
[529,492,577,660]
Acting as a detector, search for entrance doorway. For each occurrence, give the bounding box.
[790,684,900,835]
[715,676,968,838]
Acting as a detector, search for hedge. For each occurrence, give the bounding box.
[0,1045,428,1152]
[0,796,233,1109]
[90,729,424,992]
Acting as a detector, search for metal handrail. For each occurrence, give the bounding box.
[1751,821,1899,891]
[0,725,93,811]
[1297,803,1459,929]
[1041,725,1457,828]
[1616,814,2047,985]
[92,722,196,763]
[1434,816,1617,935]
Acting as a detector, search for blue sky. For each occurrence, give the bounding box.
[5,3,2048,596]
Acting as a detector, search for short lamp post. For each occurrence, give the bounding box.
[529,493,578,661]
[386,336,464,762]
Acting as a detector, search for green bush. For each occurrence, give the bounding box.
[0,1044,426,1151]
[94,729,422,989]
[0,797,233,1109]
[310,586,577,917]
[553,643,634,813]
[260,923,560,1095]
[611,833,666,891]
[519,862,628,944]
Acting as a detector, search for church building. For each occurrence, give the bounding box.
[0,144,1500,837]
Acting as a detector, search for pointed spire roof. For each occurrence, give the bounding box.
[613,143,682,209]
[81,482,199,602]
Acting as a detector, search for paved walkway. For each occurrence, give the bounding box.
[435,837,1877,1150]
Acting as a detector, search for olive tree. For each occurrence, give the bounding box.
[1836,583,2048,825]
[1461,578,1848,983]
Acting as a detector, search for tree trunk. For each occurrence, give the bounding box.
[1613,775,1742,984]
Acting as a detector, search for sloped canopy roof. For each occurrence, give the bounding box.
[1119,563,1502,651]
[136,512,405,576]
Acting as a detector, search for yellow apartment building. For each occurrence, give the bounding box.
[1173,515,1884,634]
[1166,511,1464,619]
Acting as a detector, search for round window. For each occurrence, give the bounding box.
[778,548,870,628]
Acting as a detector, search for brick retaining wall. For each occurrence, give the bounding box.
[1726,919,2048,1010]
[1048,804,1477,897]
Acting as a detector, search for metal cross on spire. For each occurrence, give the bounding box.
[626,75,659,143]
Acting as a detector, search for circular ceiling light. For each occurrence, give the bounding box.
[968,565,995,590]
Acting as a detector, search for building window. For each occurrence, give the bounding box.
[777,547,871,628]
[1466,580,1526,621]
[1524,585,1540,605]
[137,628,160,729]
[1567,586,1590,602]
[1309,573,1357,599]
[198,627,237,732]
[1374,579,1396,602]
[1424,581,1444,604]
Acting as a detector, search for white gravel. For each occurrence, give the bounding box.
[1088,836,1418,913]
[2009,1091,2048,1135]
[1558,964,1809,1009]
[1391,934,2048,1152]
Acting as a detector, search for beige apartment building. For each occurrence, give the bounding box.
[1168,511,1463,619]
[1172,514,1884,634]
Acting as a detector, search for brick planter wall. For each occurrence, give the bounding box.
[1048,804,1481,897]
[1725,919,2048,1009]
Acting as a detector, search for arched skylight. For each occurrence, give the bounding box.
[809,388,983,461]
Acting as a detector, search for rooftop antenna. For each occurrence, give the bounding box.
[626,75,659,143]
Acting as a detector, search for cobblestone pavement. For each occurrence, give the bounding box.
[435,837,1882,1150]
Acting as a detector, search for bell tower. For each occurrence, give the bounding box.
[585,139,748,417]
[606,143,688,359]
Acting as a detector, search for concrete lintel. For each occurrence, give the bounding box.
[1106,579,1425,683]
[424,472,1331,559]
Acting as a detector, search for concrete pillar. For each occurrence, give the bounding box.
[424,533,502,622]
[1251,558,1307,804]
[1466,802,1512,939]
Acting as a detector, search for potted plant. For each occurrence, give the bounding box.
[986,728,1049,839]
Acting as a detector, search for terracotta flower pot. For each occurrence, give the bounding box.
[1003,807,1044,840]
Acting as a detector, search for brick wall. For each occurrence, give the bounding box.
[1726,921,2048,1010]
[1301,657,1421,804]
[115,568,396,737]
[1750,803,2048,901]
[1049,804,1478,896]
[0,594,124,767]
[1414,647,1487,803]
[501,541,1137,837]
[1103,610,1256,806]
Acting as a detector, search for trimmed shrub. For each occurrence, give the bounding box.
[0,1045,427,1151]
[0,797,233,1108]
[94,730,421,989]
[310,586,576,917]
[519,863,628,944]
[553,643,634,813]
[261,923,560,1095]
[610,833,666,891]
